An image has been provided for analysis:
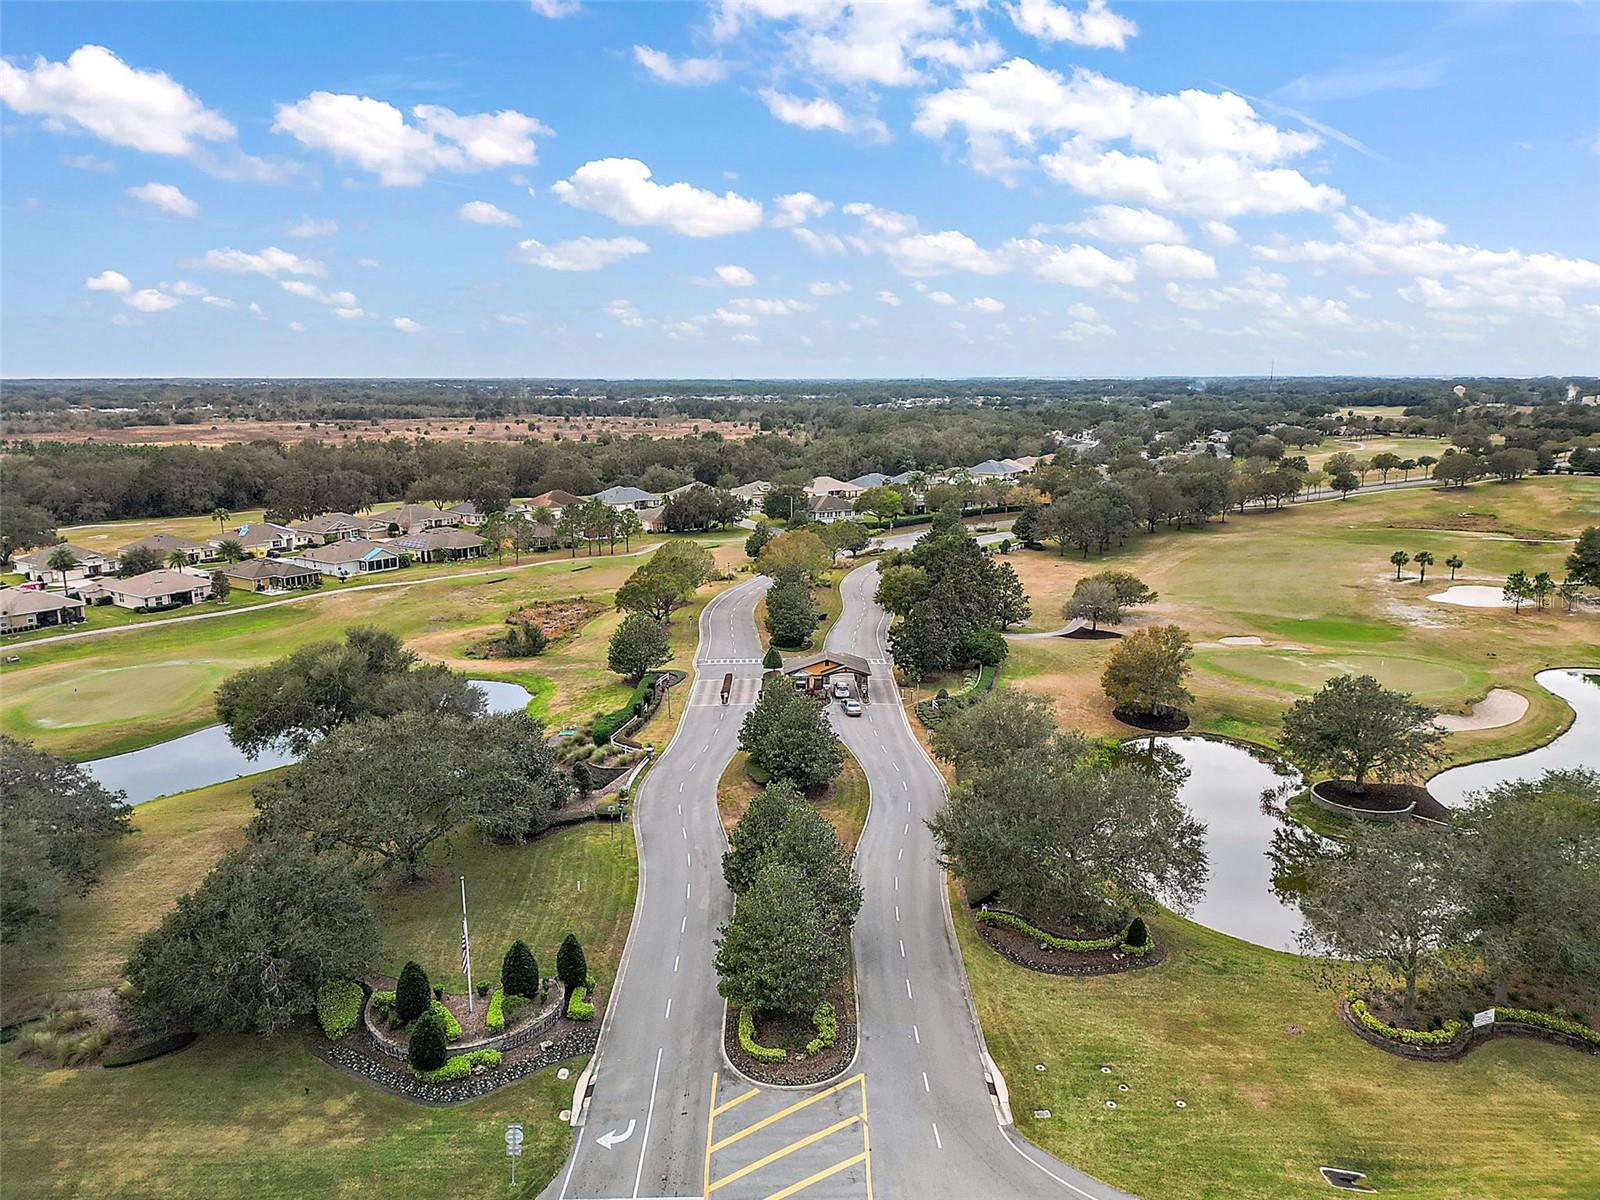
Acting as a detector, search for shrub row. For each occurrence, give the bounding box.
[1348,997,1462,1046]
[485,988,528,1035]
[409,1048,503,1084]
[427,1000,463,1041]
[805,1002,838,1056]
[566,987,595,1022]
[102,1030,196,1069]
[975,909,1148,953]
[738,1008,785,1062]
[1498,1007,1600,1046]
[371,991,463,1040]
[594,672,662,743]
[316,978,365,1040]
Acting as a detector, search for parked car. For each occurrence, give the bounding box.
[842,699,863,717]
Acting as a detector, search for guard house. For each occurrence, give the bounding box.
[781,650,872,702]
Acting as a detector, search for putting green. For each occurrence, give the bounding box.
[1196,647,1472,697]
[15,662,228,732]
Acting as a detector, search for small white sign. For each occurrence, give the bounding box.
[506,1123,525,1157]
[1473,1007,1496,1028]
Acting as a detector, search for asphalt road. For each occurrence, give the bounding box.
[546,561,1131,1200]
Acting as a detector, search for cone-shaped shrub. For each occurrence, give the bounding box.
[556,934,588,998]
[1125,917,1149,948]
[502,940,539,999]
[396,960,432,1023]
[407,1009,447,1071]
[762,646,783,671]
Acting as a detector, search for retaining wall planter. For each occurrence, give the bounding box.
[1339,1000,1600,1062]
[363,986,562,1061]
[723,977,858,1088]
[1309,780,1418,823]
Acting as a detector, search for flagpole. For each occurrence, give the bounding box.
[460,874,474,1014]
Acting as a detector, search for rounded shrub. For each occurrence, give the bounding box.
[502,940,540,999]
[1124,917,1149,948]
[395,960,432,1024]
[556,933,589,999]
[408,1010,448,1072]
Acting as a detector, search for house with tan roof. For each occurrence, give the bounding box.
[102,569,213,611]
[13,543,118,584]
[221,558,323,593]
[286,540,403,580]
[212,521,315,557]
[1,589,87,635]
[290,512,388,543]
[119,532,211,563]
[373,504,463,535]
[384,527,487,563]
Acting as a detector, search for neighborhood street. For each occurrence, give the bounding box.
[547,558,1129,1200]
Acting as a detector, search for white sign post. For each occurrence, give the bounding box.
[1472,1008,1495,1029]
[505,1122,524,1189]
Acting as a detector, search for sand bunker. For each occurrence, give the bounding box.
[1218,636,1265,646]
[1428,585,1510,608]
[1437,689,1530,732]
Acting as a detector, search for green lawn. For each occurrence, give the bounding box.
[998,475,1600,765]
[0,1037,583,1200]
[715,748,870,850]
[957,896,1600,1200]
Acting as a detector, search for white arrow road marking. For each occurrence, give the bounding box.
[597,1119,636,1150]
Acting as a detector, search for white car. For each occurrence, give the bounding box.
[842,699,863,717]
[831,680,852,700]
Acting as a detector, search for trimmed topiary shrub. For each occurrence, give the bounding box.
[556,933,588,999]
[316,978,364,1040]
[396,961,431,1024]
[974,910,1121,951]
[1497,1008,1600,1046]
[410,1048,502,1083]
[1124,917,1149,949]
[502,940,539,999]
[408,1010,448,1071]
[485,988,528,1034]
[805,1002,838,1055]
[738,1008,785,1061]
[1348,997,1461,1046]
[762,646,783,671]
[102,1030,196,1068]
[566,986,595,1021]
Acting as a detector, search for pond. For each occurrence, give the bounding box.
[1135,735,1308,953]
[84,678,534,807]
[1428,668,1600,807]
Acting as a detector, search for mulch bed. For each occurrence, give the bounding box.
[1112,707,1191,733]
[723,976,857,1087]
[1315,780,1441,817]
[975,911,1164,977]
[1065,628,1122,640]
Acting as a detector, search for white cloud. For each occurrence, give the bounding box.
[1066,204,1184,244]
[711,307,756,327]
[928,290,957,305]
[1010,239,1139,287]
[202,295,236,309]
[358,257,382,269]
[970,296,1005,313]
[605,299,646,327]
[123,288,179,313]
[393,316,423,333]
[712,297,814,326]
[733,332,761,344]
[127,182,198,217]
[885,230,1007,276]
[761,90,884,138]
[807,280,851,296]
[915,58,1341,217]
[1007,0,1138,51]
[877,289,903,306]
[273,93,551,185]
[1059,317,1115,341]
[1202,220,1238,246]
[553,158,763,237]
[333,306,368,320]
[515,235,650,271]
[288,320,307,333]
[63,152,114,171]
[530,0,579,16]
[792,227,846,256]
[286,216,338,238]
[280,276,358,305]
[1140,242,1217,279]
[773,192,834,227]
[711,264,757,287]
[193,246,327,278]
[843,202,918,238]
[166,280,208,297]
[458,200,520,227]
[0,44,233,157]
[633,45,728,86]
[84,269,130,294]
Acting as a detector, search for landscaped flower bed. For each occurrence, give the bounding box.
[723,977,857,1087]
[972,907,1162,976]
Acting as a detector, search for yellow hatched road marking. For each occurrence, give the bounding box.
[708,1115,863,1194]
[761,1151,871,1200]
[704,1070,720,1200]
[713,1086,761,1118]
[859,1076,873,1200]
[709,1073,865,1155]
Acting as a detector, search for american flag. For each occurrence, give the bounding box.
[461,920,472,977]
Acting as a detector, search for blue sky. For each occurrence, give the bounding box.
[2,0,1596,378]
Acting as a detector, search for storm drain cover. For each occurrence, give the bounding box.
[1032,1109,1051,1119]
[1319,1167,1376,1193]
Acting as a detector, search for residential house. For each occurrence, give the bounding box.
[446,501,488,526]
[213,521,315,557]
[730,480,771,510]
[846,472,890,491]
[221,558,322,593]
[805,475,862,499]
[593,485,664,512]
[525,489,583,517]
[103,569,213,611]
[13,543,118,584]
[290,512,387,543]
[806,494,856,523]
[373,504,463,535]
[967,458,1028,481]
[286,540,403,581]
[1,589,87,635]
[119,532,211,563]
[385,527,487,563]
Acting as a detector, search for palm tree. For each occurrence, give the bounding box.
[1414,550,1435,582]
[1390,550,1410,580]
[45,545,80,593]
[215,538,246,563]
[1446,554,1464,580]
[212,507,231,533]
[167,549,191,571]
